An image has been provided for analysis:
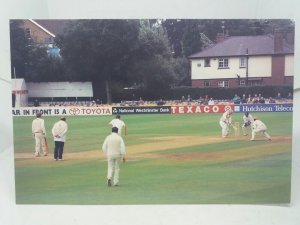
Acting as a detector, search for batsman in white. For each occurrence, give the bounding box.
[242,112,254,136]
[31,112,47,157]
[219,108,233,138]
[250,118,271,141]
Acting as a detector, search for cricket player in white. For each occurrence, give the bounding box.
[242,112,254,136]
[250,118,271,141]
[32,112,47,157]
[219,109,233,138]
[109,114,127,136]
[52,117,68,160]
[102,127,126,187]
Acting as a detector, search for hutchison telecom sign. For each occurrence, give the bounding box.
[235,104,293,112]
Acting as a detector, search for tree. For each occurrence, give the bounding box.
[127,20,176,98]
[56,19,140,103]
[10,20,28,78]
[25,46,65,82]
[10,20,65,82]
[181,20,203,57]
[161,19,185,57]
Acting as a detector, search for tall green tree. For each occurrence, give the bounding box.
[56,19,140,103]
[25,46,65,82]
[127,20,176,98]
[10,20,28,78]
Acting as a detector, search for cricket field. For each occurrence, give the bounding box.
[13,112,292,204]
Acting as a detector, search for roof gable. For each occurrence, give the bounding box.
[30,19,68,36]
[189,35,294,58]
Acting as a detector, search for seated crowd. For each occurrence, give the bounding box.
[29,92,293,107]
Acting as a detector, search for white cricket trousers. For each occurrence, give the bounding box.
[34,133,46,155]
[107,155,122,185]
[219,121,229,137]
[251,128,271,140]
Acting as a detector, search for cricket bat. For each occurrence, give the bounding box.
[44,137,49,154]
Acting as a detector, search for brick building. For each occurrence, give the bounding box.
[189,31,294,88]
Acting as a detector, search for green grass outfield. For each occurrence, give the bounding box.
[13,112,292,204]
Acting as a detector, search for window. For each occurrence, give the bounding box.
[218,81,229,87]
[240,57,247,68]
[218,58,229,68]
[204,58,210,67]
[25,28,31,38]
[204,81,210,87]
[239,80,246,86]
[249,80,263,86]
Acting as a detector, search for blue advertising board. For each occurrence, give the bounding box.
[112,106,171,114]
[234,104,293,112]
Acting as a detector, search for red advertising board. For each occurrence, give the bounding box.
[170,105,234,114]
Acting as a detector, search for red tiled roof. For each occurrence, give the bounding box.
[189,35,294,58]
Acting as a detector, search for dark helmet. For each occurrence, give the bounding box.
[245,112,249,117]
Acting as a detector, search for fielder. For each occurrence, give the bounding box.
[250,118,271,141]
[242,112,254,136]
[31,112,47,157]
[109,114,127,137]
[219,108,233,138]
[102,127,126,187]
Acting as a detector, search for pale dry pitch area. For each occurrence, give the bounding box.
[15,134,291,166]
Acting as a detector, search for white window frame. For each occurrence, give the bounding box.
[239,80,246,86]
[240,57,247,68]
[218,58,229,68]
[204,81,210,87]
[218,81,229,87]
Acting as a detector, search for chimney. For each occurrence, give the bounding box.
[215,29,229,43]
[285,29,295,46]
[274,30,284,53]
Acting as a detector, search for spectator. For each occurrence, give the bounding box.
[252,94,259,103]
[287,92,293,100]
[139,97,144,105]
[187,94,192,102]
[258,94,265,104]
[96,98,102,105]
[208,98,215,105]
[267,97,276,104]
[232,94,241,104]
[34,99,40,107]
[276,93,282,100]
[181,96,185,102]
[197,96,204,105]
[157,99,165,106]
[247,94,252,104]
[240,94,247,104]
[203,95,209,105]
